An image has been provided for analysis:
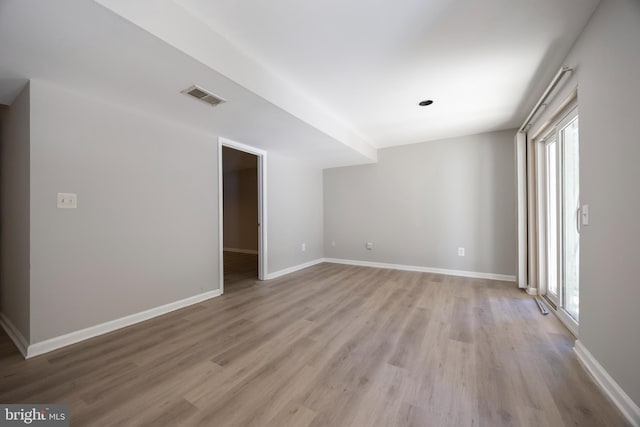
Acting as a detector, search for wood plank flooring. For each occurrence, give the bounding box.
[0,263,629,426]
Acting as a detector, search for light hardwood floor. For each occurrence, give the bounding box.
[0,263,629,426]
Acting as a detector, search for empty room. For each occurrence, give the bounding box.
[1,0,639,426]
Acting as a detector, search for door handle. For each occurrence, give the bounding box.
[576,206,581,234]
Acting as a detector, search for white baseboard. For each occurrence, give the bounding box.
[265,258,325,280]
[574,340,640,426]
[526,287,538,295]
[0,313,29,358]
[26,289,222,359]
[223,248,259,255]
[323,258,516,282]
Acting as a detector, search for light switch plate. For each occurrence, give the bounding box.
[57,192,77,209]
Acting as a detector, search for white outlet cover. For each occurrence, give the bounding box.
[366,242,373,250]
[57,192,78,209]
[458,247,465,256]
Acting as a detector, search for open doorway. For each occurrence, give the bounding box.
[218,138,267,292]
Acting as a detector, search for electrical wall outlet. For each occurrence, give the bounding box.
[301,243,306,252]
[458,247,465,256]
[57,192,78,209]
[366,242,373,250]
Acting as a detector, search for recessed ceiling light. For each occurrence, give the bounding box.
[419,100,434,106]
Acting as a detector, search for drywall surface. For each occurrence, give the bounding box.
[324,129,516,276]
[268,152,324,273]
[28,80,219,343]
[533,0,640,406]
[0,83,31,342]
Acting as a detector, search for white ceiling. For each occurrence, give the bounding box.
[175,0,600,147]
[0,0,375,168]
[1,0,600,167]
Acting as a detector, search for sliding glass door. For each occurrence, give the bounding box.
[560,115,580,321]
[542,107,580,330]
[545,137,560,307]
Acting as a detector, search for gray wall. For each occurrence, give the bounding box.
[28,80,220,343]
[11,78,326,344]
[531,0,640,406]
[0,84,31,342]
[324,129,516,276]
[268,152,324,273]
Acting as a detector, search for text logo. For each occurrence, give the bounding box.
[1,405,69,426]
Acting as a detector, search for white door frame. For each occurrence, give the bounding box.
[542,133,560,307]
[218,137,268,292]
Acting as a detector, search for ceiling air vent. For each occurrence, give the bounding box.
[181,85,226,107]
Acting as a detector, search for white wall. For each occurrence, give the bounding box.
[0,83,31,343]
[529,0,640,407]
[324,129,516,277]
[268,152,324,273]
[28,80,220,343]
